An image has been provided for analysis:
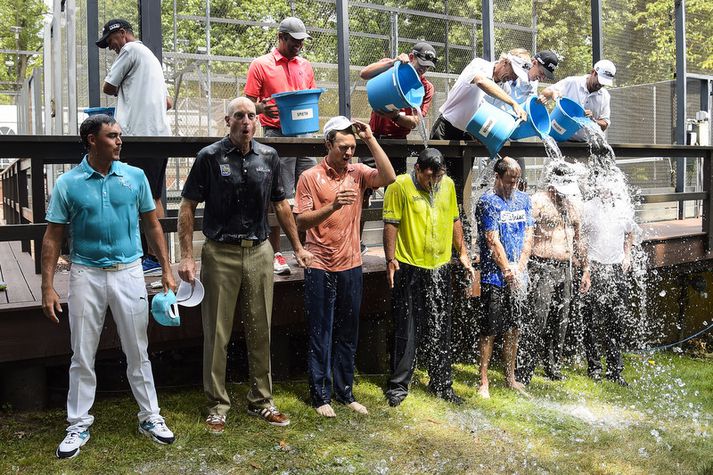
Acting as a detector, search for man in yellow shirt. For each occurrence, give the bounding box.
[382,148,475,406]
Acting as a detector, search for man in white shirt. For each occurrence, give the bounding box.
[430,50,529,140]
[581,181,634,386]
[487,50,560,108]
[540,59,616,142]
[97,19,173,273]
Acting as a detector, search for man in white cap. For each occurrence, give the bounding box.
[245,17,316,275]
[540,59,616,141]
[516,162,590,385]
[430,49,529,140]
[97,18,173,275]
[294,117,395,418]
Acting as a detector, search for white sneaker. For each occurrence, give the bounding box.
[56,431,90,459]
[139,417,175,445]
[273,252,291,275]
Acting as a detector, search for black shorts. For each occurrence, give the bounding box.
[123,157,168,199]
[480,283,521,336]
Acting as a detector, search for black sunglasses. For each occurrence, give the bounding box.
[413,50,437,65]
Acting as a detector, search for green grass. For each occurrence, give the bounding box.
[2,353,712,474]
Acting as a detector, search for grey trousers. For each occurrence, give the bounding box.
[516,258,572,383]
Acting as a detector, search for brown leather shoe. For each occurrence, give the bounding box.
[247,405,290,426]
[205,414,226,434]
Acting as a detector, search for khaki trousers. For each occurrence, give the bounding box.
[201,239,274,415]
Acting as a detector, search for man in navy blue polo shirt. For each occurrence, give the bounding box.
[42,114,177,459]
[475,157,533,399]
[177,97,313,434]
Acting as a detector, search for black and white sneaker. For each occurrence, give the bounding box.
[139,417,175,445]
[56,431,90,459]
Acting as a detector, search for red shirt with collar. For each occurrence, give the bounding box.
[368,75,434,138]
[294,158,379,271]
[244,48,316,130]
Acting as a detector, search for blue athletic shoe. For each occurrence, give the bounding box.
[142,257,162,275]
[56,430,90,459]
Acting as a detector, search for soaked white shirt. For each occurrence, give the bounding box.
[105,41,171,136]
[439,58,494,132]
[583,196,634,265]
[551,75,610,141]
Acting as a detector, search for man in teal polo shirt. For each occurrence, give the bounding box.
[382,148,475,406]
[42,114,177,459]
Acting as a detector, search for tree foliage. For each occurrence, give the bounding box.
[0,0,46,105]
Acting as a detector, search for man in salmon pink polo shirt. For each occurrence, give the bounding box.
[294,116,396,418]
[245,16,317,276]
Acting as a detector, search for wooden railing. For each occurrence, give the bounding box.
[1,135,713,273]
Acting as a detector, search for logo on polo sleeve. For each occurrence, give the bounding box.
[220,164,231,176]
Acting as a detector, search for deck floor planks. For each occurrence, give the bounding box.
[0,242,35,305]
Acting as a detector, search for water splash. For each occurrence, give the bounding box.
[415,108,429,149]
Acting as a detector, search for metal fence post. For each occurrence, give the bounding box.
[336,0,351,117]
[87,0,99,107]
[390,12,398,59]
[591,0,603,64]
[481,0,494,61]
[674,0,687,219]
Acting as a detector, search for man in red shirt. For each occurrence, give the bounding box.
[360,42,436,155]
[294,116,396,418]
[357,43,436,251]
[245,16,316,275]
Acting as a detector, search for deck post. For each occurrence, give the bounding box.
[703,150,713,255]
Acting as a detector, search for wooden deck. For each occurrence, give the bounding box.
[0,218,710,365]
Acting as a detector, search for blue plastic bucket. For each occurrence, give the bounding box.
[549,97,586,141]
[271,88,325,136]
[366,62,425,113]
[510,96,551,140]
[465,101,520,158]
[84,107,115,117]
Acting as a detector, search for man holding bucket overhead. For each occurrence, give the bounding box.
[360,43,436,146]
[430,49,530,141]
[539,59,616,141]
[294,116,396,418]
[245,16,317,276]
[487,50,561,108]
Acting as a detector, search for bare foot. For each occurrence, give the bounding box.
[315,404,336,417]
[506,380,532,398]
[478,384,491,399]
[347,401,368,414]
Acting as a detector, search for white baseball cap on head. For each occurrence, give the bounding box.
[176,278,205,307]
[507,54,531,83]
[593,59,616,86]
[323,116,354,140]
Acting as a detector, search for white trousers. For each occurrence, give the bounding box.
[66,261,160,432]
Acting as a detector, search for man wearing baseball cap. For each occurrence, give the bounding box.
[293,116,395,418]
[540,59,616,141]
[97,18,173,275]
[430,49,529,140]
[245,17,317,276]
[487,50,560,107]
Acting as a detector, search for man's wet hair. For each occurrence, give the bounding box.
[416,147,445,173]
[494,157,520,177]
[80,114,117,149]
